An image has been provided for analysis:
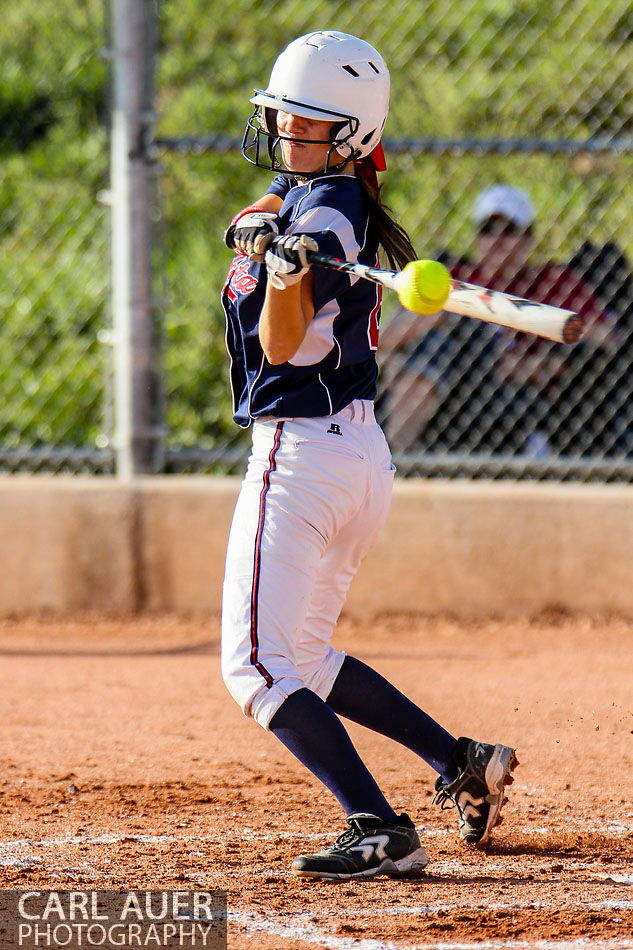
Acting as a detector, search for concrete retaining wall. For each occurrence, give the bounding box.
[1,476,631,617]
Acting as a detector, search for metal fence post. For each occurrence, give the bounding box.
[109,0,161,476]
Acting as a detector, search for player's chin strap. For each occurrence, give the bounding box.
[291,141,386,187]
[355,142,387,194]
[291,146,356,183]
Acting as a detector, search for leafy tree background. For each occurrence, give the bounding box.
[2,0,632,466]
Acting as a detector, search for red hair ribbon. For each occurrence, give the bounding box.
[356,142,387,192]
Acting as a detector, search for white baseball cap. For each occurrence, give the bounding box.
[473,185,535,229]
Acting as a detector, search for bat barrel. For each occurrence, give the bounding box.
[446,279,584,344]
[560,314,585,344]
[272,243,585,344]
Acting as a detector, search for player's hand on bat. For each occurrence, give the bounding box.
[265,234,318,290]
[224,207,279,262]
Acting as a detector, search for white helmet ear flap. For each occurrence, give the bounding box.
[330,120,349,143]
[331,121,355,162]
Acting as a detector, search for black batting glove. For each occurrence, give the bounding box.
[224,206,279,262]
[265,233,319,290]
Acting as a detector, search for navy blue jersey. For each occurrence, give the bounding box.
[222,174,382,426]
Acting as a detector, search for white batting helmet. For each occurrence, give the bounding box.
[242,31,390,176]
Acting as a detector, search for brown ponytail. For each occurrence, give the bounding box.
[356,169,418,272]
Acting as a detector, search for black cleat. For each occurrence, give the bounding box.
[291,812,429,880]
[433,737,518,845]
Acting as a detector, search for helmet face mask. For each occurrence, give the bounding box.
[241,31,389,179]
[242,105,359,179]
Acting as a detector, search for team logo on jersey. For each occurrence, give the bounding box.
[226,255,258,302]
[327,423,343,436]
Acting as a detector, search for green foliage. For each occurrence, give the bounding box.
[0,0,108,457]
[3,0,633,466]
[155,0,633,458]
[156,0,633,141]
[0,165,108,447]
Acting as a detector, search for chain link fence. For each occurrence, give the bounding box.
[156,0,633,480]
[4,1,633,478]
[0,0,112,472]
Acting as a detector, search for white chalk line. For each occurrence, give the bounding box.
[2,832,633,904]
[2,815,632,856]
[3,830,633,950]
[230,909,398,950]
[0,828,328,852]
[229,908,633,950]
[4,831,633,887]
[2,829,633,885]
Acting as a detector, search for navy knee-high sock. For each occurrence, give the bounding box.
[327,655,459,783]
[269,687,399,824]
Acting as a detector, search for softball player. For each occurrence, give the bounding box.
[221,31,517,880]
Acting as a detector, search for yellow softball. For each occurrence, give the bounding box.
[395,260,451,315]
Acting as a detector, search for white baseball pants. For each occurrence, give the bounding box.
[221,399,395,729]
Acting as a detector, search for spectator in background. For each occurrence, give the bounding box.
[564,239,633,459]
[379,184,625,458]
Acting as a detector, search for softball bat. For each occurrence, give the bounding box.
[306,251,584,344]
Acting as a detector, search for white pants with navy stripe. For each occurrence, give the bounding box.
[221,399,396,729]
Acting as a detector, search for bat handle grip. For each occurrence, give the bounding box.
[305,250,341,269]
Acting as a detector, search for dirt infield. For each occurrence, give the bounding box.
[1,611,632,949]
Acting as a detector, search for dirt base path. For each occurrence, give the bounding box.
[1,612,632,948]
